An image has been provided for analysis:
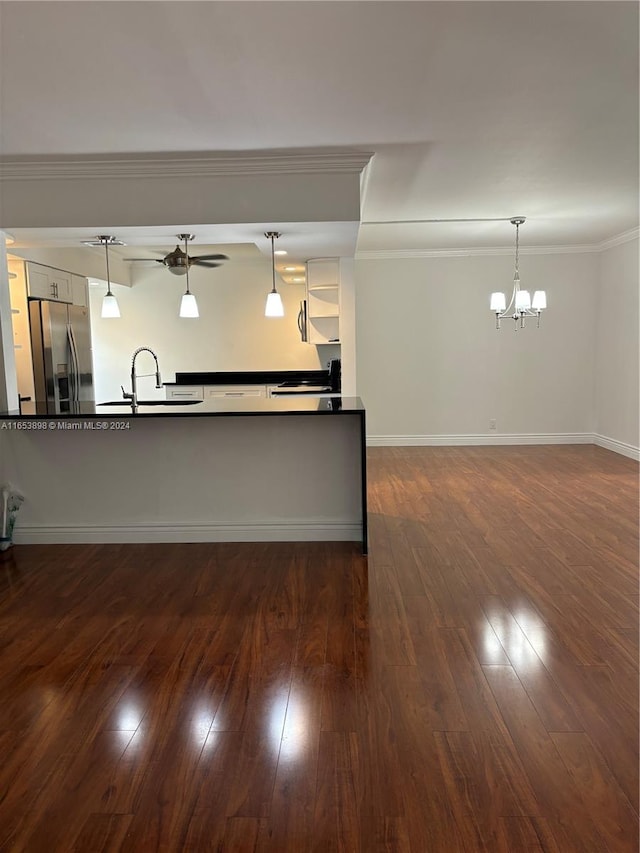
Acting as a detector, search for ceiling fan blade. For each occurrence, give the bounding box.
[191,253,229,261]
[124,258,165,263]
[192,260,223,268]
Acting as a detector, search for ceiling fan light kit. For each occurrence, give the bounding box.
[96,235,121,319]
[125,238,229,275]
[264,232,284,318]
[490,218,547,330]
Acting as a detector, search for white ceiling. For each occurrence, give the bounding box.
[0,1,637,253]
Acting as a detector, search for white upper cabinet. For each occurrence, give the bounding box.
[26,262,73,303]
[71,274,89,308]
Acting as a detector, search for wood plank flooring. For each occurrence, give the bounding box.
[0,444,637,851]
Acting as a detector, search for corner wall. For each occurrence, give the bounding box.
[355,251,598,444]
[594,235,639,457]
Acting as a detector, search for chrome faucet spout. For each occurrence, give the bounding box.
[126,347,162,406]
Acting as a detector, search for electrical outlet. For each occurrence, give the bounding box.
[489,419,497,431]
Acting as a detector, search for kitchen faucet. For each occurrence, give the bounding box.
[121,347,162,407]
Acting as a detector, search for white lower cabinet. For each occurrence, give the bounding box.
[166,386,204,401]
[206,385,266,399]
[166,384,268,400]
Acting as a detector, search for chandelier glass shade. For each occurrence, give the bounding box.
[491,218,547,330]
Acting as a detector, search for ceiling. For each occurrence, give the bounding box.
[0,1,637,256]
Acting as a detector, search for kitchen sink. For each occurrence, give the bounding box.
[98,400,203,406]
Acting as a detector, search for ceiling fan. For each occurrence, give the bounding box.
[125,234,229,275]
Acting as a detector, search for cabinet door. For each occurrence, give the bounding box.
[26,263,72,303]
[166,386,204,400]
[49,270,72,303]
[71,275,89,307]
[205,385,266,398]
[26,264,55,300]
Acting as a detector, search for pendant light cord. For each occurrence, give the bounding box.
[271,233,277,293]
[103,238,113,296]
[184,235,191,295]
[514,221,520,281]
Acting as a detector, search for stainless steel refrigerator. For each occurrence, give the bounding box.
[29,300,95,414]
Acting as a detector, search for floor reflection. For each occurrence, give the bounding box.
[484,614,548,670]
[117,701,144,731]
[189,699,216,748]
[278,687,309,763]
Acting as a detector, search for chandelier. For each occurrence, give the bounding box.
[490,218,547,329]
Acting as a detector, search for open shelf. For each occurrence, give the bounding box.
[306,258,341,346]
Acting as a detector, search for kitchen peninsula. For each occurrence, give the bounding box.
[0,396,367,553]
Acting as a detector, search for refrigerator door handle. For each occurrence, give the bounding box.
[67,323,80,402]
[298,300,308,342]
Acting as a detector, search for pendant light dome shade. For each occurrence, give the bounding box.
[180,292,199,318]
[101,293,121,318]
[265,290,284,317]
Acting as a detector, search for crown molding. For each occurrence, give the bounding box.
[0,150,374,181]
[356,226,640,259]
[596,227,640,251]
[355,244,601,260]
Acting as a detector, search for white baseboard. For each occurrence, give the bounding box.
[592,434,640,461]
[367,432,593,447]
[367,431,640,460]
[12,521,362,546]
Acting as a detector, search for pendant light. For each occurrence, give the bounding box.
[98,236,121,318]
[264,231,284,317]
[490,218,547,330]
[178,233,199,318]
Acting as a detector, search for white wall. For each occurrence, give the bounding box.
[594,235,639,452]
[356,252,598,441]
[89,259,325,401]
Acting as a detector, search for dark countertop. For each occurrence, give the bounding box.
[165,369,332,386]
[1,397,364,419]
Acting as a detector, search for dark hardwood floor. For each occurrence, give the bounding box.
[0,445,637,852]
